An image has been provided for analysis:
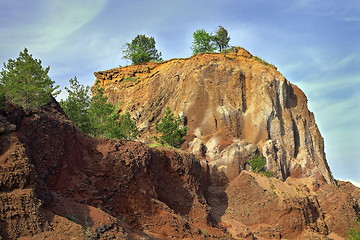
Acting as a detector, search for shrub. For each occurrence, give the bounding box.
[263,171,273,178]
[248,154,266,173]
[253,56,276,68]
[123,77,138,82]
[347,218,360,240]
[155,107,188,148]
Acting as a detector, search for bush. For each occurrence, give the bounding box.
[0,48,60,109]
[155,107,188,148]
[263,171,273,178]
[248,154,266,173]
[347,218,360,240]
[253,56,276,68]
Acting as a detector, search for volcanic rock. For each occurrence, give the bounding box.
[94,48,334,185]
[1,48,359,239]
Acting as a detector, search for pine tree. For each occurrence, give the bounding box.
[61,78,138,140]
[155,107,188,148]
[60,77,92,133]
[0,48,59,109]
[213,26,230,52]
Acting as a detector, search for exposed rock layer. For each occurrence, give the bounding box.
[95,48,334,184]
[0,101,359,239]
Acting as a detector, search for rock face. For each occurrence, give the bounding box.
[0,102,219,239]
[0,95,359,239]
[94,48,334,185]
[1,48,359,239]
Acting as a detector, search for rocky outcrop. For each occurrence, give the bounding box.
[94,48,334,185]
[0,99,358,239]
[1,48,358,239]
[0,102,222,239]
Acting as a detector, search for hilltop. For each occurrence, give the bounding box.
[0,48,359,239]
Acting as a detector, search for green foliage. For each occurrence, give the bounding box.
[253,56,276,68]
[347,219,360,240]
[123,76,138,82]
[106,111,139,141]
[60,77,92,133]
[191,29,216,55]
[263,171,273,178]
[0,84,4,110]
[248,154,266,173]
[0,48,60,109]
[87,87,116,137]
[213,26,230,52]
[123,34,162,64]
[155,107,188,148]
[61,78,138,140]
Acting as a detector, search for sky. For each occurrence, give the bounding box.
[0,0,359,186]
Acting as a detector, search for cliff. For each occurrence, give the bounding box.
[1,48,359,239]
[0,101,216,239]
[0,102,359,239]
[94,48,334,185]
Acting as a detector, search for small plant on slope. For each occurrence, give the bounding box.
[347,218,360,240]
[154,107,188,148]
[248,154,266,173]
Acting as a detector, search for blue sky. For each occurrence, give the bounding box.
[1,0,359,186]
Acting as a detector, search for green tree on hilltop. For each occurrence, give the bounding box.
[155,107,188,148]
[0,48,60,109]
[191,29,216,55]
[213,26,230,52]
[123,34,162,64]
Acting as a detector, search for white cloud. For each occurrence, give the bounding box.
[32,0,107,51]
[343,17,360,22]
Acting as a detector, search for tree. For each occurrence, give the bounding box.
[123,34,162,64]
[155,107,188,148]
[213,26,230,52]
[191,29,216,55]
[61,78,138,141]
[0,48,60,109]
[107,111,139,141]
[0,84,4,110]
[60,77,92,133]
[87,86,116,137]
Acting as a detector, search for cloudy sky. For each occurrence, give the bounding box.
[1,0,359,186]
